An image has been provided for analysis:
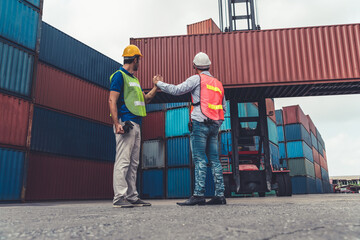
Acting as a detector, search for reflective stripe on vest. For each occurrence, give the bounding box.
[109,70,146,117]
[199,74,225,121]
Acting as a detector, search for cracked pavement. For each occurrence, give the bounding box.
[0,194,359,239]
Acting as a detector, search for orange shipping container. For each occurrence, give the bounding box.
[307,115,317,137]
[283,105,310,132]
[314,162,322,179]
[312,147,320,164]
[187,18,221,35]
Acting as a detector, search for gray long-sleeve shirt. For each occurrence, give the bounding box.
[156,71,227,125]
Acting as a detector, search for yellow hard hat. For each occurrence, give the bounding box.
[122,45,143,58]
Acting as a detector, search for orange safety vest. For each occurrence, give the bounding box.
[192,74,225,121]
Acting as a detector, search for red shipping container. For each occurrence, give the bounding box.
[266,99,276,122]
[314,162,322,179]
[25,152,114,201]
[312,147,320,164]
[307,115,317,137]
[187,18,221,35]
[0,93,31,148]
[319,154,328,171]
[131,24,360,91]
[283,105,310,132]
[34,63,112,125]
[323,149,327,161]
[142,111,165,141]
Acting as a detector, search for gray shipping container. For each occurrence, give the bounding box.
[142,140,165,169]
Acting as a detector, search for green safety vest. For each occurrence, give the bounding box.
[110,70,146,117]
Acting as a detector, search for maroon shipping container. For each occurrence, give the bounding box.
[0,93,31,148]
[131,24,360,91]
[34,63,112,125]
[323,149,327,161]
[314,162,322,179]
[25,152,113,201]
[307,115,317,136]
[319,154,327,171]
[312,147,320,165]
[266,99,276,122]
[283,105,310,132]
[187,18,221,35]
[142,111,165,141]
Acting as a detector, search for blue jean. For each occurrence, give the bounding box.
[190,120,225,197]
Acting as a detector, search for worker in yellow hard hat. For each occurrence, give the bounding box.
[108,45,158,208]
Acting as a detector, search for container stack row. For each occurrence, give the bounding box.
[0,0,42,202]
[276,105,332,194]
[1,19,121,201]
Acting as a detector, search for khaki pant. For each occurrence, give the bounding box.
[113,120,141,203]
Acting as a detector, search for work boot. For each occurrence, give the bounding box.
[177,196,206,206]
[206,196,227,205]
[128,199,151,207]
[113,198,134,208]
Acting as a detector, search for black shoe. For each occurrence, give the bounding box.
[206,196,227,205]
[113,198,134,208]
[129,199,151,207]
[177,196,206,206]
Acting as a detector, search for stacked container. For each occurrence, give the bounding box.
[24,22,121,201]
[0,0,42,201]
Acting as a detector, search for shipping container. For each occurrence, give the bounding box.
[39,22,121,89]
[0,147,25,201]
[286,141,314,162]
[284,124,311,147]
[141,169,164,199]
[312,147,320,165]
[220,117,231,131]
[165,107,190,137]
[167,168,191,198]
[132,24,360,91]
[318,142,324,157]
[219,131,232,155]
[270,142,280,168]
[315,178,324,193]
[145,103,165,113]
[279,142,286,159]
[187,18,221,35]
[0,40,34,96]
[0,0,40,50]
[311,132,318,151]
[268,118,278,145]
[0,93,30,147]
[283,105,310,132]
[316,129,326,149]
[205,167,215,197]
[166,102,189,109]
[307,115,317,137]
[141,140,165,169]
[319,154,327,171]
[288,158,315,178]
[34,63,112,124]
[321,167,329,182]
[141,111,165,141]
[291,176,317,194]
[30,106,115,161]
[24,0,41,8]
[167,137,190,167]
[314,162,322,179]
[25,152,113,201]
[277,126,285,142]
[266,99,276,123]
[275,110,283,126]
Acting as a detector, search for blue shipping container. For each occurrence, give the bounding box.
[0,40,34,96]
[316,178,323,194]
[0,0,40,50]
[142,169,164,199]
[165,107,190,137]
[268,118,278,145]
[285,124,311,147]
[291,176,317,194]
[246,103,259,117]
[220,131,232,155]
[166,102,189,109]
[286,141,314,162]
[277,126,285,142]
[220,117,231,131]
[205,167,215,197]
[321,167,329,182]
[167,137,190,166]
[0,147,25,201]
[30,107,115,161]
[146,103,165,113]
[167,168,191,198]
[39,22,121,89]
[311,132,318,151]
[24,0,40,8]
[270,142,280,168]
[279,142,286,159]
[275,109,283,125]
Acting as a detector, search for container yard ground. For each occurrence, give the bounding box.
[0,194,359,240]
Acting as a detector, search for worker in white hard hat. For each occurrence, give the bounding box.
[153,52,227,206]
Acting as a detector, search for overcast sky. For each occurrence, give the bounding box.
[42,0,360,176]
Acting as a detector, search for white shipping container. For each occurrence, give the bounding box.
[142,140,165,169]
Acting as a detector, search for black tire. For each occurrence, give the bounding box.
[275,174,287,196]
[258,192,266,197]
[283,174,292,196]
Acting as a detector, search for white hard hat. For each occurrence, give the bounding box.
[193,52,211,69]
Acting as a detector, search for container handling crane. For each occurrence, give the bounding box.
[218,1,292,197]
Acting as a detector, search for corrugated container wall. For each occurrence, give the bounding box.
[0,93,30,147]
[131,24,360,90]
[307,115,317,136]
[167,137,191,166]
[0,41,34,96]
[141,140,165,169]
[187,18,221,35]
[25,0,41,8]
[142,111,165,141]
[34,63,111,124]
[0,147,25,201]
[165,107,190,137]
[0,0,40,50]
[167,168,191,198]
[283,105,310,132]
[39,22,121,89]
[30,107,115,161]
[25,153,113,201]
[141,169,164,199]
